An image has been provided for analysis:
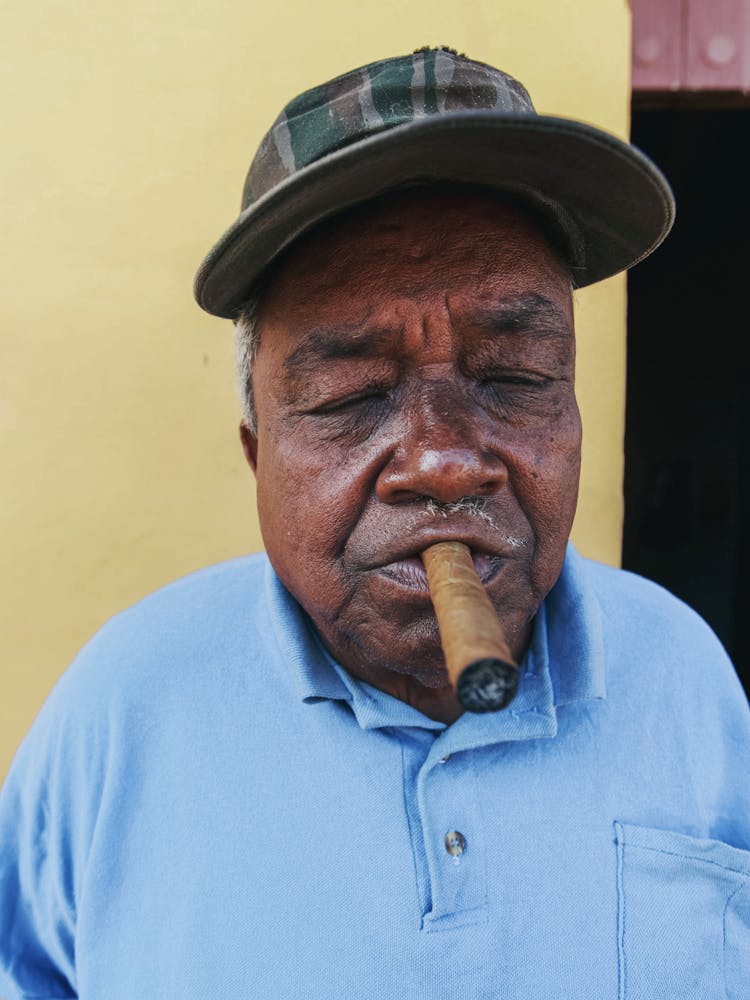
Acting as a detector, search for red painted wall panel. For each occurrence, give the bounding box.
[685,0,748,89]
[632,0,684,90]
[633,0,750,91]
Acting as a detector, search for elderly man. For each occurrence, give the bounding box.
[1,49,749,999]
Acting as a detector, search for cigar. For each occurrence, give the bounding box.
[421,541,519,713]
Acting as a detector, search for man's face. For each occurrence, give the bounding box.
[242,189,581,708]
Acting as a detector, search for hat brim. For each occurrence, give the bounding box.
[194,111,675,319]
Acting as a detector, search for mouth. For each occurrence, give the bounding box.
[378,550,503,592]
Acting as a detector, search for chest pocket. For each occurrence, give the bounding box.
[614,822,750,999]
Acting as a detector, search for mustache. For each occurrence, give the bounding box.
[423,496,529,548]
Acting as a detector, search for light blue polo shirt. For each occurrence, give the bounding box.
[1,545,749,999]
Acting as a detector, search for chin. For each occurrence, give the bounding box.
[375,649,449,690]
[409,667,452,691]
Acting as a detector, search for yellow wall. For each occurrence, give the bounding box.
[0,0,632,779]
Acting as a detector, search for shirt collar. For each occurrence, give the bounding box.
[264,560,350,704]
[546,542,607,705]
[263,540,606,731]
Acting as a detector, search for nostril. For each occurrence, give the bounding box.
[477,480,499,495]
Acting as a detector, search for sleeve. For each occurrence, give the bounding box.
[0,623,118,1000]
[0,593,135,1000]
[0,709,79,1000]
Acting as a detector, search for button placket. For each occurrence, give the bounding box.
[416,749,487,928]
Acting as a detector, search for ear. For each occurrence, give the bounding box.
[239,422,258,475]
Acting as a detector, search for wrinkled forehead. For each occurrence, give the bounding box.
[258,185,574,330]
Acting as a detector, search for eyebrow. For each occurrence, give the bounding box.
[467,294,572,337]
[282,293,572,379]
[283,325,397,380]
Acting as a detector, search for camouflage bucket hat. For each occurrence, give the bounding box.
[194,48,675,319]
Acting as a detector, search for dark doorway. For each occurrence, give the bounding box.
[624,106,749,697]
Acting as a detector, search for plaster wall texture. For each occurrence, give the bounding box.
[0,0,632,778]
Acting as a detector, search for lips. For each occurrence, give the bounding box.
[378,550,503,591]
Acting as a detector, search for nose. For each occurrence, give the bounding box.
[375,392,508,504]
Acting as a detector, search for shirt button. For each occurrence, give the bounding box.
[438,755,450,764]
[444,830,467,857]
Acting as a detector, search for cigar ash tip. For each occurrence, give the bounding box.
[457,657,519,713]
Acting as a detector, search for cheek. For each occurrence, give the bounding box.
[536,416,582,495]
[504,391,580,467]
[254,426,373,572]
[508,403,581,533]
[525,407,582,563]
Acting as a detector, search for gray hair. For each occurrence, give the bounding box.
[233,293,263,433]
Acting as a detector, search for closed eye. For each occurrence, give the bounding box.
[481,373,551,388]
[306,386,391,415]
